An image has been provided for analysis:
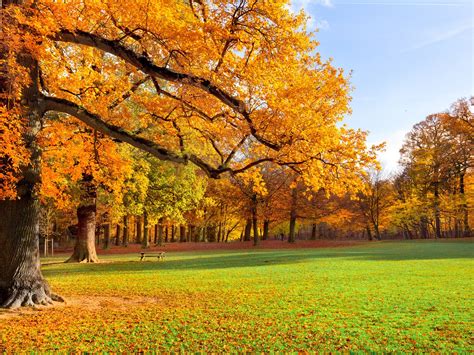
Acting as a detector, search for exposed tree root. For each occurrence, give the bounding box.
[1,280,64,309]
[65,253,99,263]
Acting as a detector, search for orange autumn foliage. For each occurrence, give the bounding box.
[1,0,378,202]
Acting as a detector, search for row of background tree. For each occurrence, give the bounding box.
[40,97,472,262]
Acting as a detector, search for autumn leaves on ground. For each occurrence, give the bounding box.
[0,241,472,352]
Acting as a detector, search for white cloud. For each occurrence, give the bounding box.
[288,1,332,32]
[316,19,330,30]
[369,129,407,174]
[290,0,333,13]
[402,23,473,53]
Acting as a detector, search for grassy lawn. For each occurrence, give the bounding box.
[1,240,472,352]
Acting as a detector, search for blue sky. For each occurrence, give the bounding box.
[291,0,473,173]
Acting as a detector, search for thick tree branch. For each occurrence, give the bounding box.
[41,95,239,178]
[42,95,188,165]
[53,29,282,150]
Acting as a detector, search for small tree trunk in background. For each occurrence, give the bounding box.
[366,225,373,241]
[374,223,381,241]
[179,225,186,242]
[251,196,259,246]
[171,225,176,242]
[122,216,129,246]
[460,172,470,237]
[103,223,110,249]
[115,224,121,246]
[165,226,169,243]
[217,223,222,243]
[244,219,252,241]
[157,217,164,245]
[142,211,149,249]
[67,174,99,263]
[311,223,317,240]
[288,187,298,243]
[433,181,441,239]
[263,220,270,241]
[136,216,142,244]
[454,219,460,238]
[208,225,217,242]
[189,225,195,242]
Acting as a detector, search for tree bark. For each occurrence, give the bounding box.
[115,224,122,246]
[142,211,149,248]
[66,205,99,263]
[136,216,142,244]
[366,225,373,241]
[0,43,62,307]
[157,217,164,245]
[263,220,270,241]
[103,223,111,249]
[373,223,381,241]
[433,181,441,239]
[217,222,222,243]
[122,216,129,246]
[309,223,316,240]
[288,187,298,243]
[244,219,252,241]
[460,172,471,237]
[179,225,187,242]
[67,174,98,263]
[171,225,176,242]
[251,196,259,246]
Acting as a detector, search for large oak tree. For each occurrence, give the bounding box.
[0,0,377,308]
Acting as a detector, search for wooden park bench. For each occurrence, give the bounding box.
[140,251,165,261]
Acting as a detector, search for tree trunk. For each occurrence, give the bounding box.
[142,211,149,248]
[67,174,98,263]
[0,199,61,308]
[136,216,142,244]
[171,225,176,242]
[244,219,251,241]
[374,223,381,241]
[157,217,164,245]
[217,222,222,243]
[263,220,270,241]
[0,45,62,308]
[179,225,186,242]
[420,216,429,239]
[311,223,317,240]
[189,225,195,243]
[433,182,441,239]
[103,223,111,249]
[251,196,259,246]
[288,187,298,243]
[122,216,129,246]
[66,205,99,263]
[366,225,373,241]
[115,224,121,246]
[460,172,471,237]
[207,225,217,242]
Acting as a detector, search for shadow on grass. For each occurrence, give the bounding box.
[41,241,474,277]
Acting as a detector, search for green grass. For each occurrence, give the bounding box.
[1,240,473,352]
